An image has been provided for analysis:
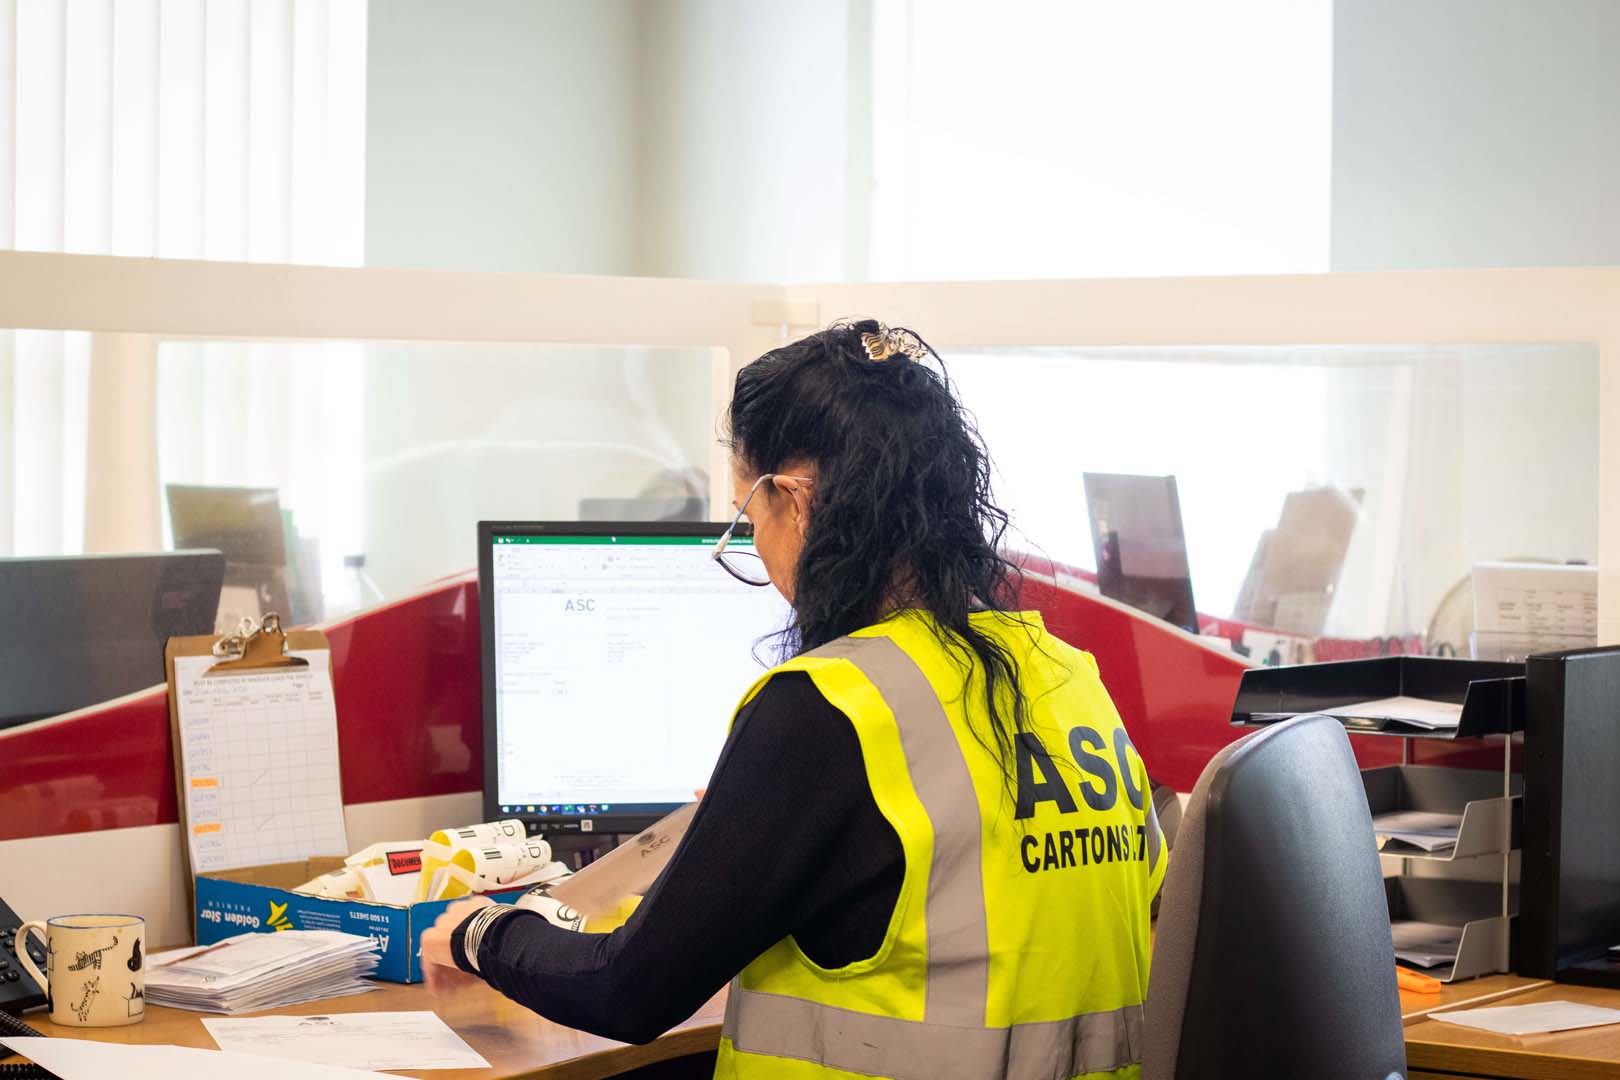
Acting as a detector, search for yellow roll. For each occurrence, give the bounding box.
[438,839,554,900]
[416,818,526,901]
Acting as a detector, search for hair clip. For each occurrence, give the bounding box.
[862,329,896,362]
[861,324,928,363]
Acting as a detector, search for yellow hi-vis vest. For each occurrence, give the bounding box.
[714,611,1165,1080]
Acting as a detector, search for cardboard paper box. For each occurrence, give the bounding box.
[194,858,526,983]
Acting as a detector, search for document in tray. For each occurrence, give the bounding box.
[1432,999,1620,1035]
[1373,811,1463,853]
[1333,696,1463,730]
[173,650,348,874]
[0,1037,400,1080]
[1391,920,1463,968]
[203,1011,490,1072]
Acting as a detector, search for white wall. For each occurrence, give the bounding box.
[632,0,864,282]
[865,0,1334,281]
[365,0,640,275]
[365,0,857,282]
[1331,0,1620,270]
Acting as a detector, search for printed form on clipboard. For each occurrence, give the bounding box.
[166,614,349,875]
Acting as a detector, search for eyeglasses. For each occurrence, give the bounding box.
[712,473,813,587]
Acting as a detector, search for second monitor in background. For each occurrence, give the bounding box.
[167,484,324,628]
[479,521,792,838]
[0,551,224,730]
[1083,472,1199,634]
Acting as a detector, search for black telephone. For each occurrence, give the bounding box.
[0,897,56,1079]
[0,897,47,1016]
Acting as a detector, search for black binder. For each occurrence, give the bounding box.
[1520,645,1620,987]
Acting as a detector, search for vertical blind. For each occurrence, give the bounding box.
[0,0,366,557]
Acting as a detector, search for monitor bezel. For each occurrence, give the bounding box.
[478,519,754,838]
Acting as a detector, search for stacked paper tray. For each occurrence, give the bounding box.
[1364,766,1522,862]
[1229,656,1525,739]
[1387,878,1517,985]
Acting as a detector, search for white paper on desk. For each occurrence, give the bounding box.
[1333,695,1463,730]
[0,1037,398,1080]
[546,802,697,917]
[203,1010,490,1071]
[1431,1000,1620,1036]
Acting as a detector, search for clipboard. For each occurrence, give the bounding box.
[165,614,347,890]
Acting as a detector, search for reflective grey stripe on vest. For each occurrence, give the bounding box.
[724,988,1144,1080]
[723,635,1143,1078]
[807,636,988,1025]
[1145,797,1163,871]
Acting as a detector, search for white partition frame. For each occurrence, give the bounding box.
[2,252,1616,639]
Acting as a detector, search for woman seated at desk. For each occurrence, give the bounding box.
[423,320,1165,1080]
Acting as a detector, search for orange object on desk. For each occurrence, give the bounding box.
[1397,966,1442,994]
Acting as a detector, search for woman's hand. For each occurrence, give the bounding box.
[419,895,495,993]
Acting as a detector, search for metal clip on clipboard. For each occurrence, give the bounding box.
[203,613,310,676]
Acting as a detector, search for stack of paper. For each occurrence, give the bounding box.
[1392,920,1463,968]
[1339,696,1464,731]
[1432,999,1620,1035]
[146,931,380,1014]
[1373,810,1463,854]
[1251,696,1464,731]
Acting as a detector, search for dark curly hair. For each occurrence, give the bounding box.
[726,318,1032,779]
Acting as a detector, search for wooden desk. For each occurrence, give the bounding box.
[1406,982,1620,1080]
[23,970,1620,1079]
[1401,975,1553,1025]
[21,978,724,1079]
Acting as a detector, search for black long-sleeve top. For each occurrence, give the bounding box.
[450,672,904,1044]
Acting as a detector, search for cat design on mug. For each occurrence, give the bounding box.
[125,981,145,1017]
[127,938,143,972]
[67,934,119,972]
[73,976,101,1022]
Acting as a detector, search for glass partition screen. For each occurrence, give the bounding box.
[0,332,719,634]
[949,343,1600,650]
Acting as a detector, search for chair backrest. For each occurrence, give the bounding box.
[1143,715,1406,1080]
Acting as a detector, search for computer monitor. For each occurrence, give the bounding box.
[479,521,791,836]
[1083,472,1199,633]
[0,551,225,730]
[166,484,296,629]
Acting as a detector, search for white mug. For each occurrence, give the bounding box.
[16,914,145,1028]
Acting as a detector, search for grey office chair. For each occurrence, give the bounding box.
[1143,715,1406,1080]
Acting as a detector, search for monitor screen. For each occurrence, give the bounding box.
[0,551,225,730]
[480,522,791,835]
[1083,472,1200,633]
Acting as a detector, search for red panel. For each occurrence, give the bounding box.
[326,580,483,804]
[0,578,484,842]
[1017,575,1406,790]
[0,564,1505,843]
[0,688,175,838]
